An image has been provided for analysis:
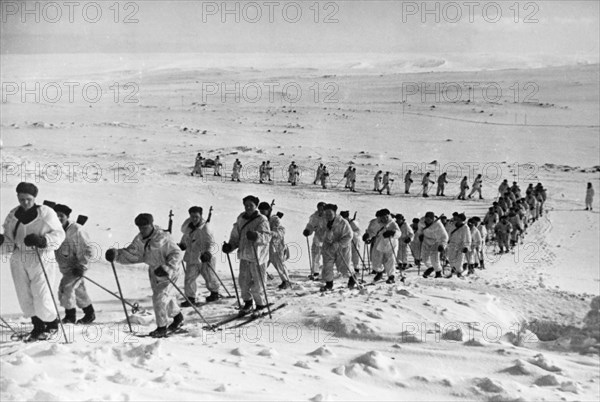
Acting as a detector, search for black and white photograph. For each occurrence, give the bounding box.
[1,1,599,400]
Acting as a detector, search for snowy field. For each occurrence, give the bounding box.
[1,51,599,401]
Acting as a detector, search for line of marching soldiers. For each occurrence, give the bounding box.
[303,181,548,290]
[1,179,547,340]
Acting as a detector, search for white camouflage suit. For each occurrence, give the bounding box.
[55,221,94,309]
[228,212,271,306]
[468,225,483,266]
[180,217,219,298]
[304,211,327,275]
[348,219,362,270]
[447,223,472,274]
[417,219,449,273]
[366,218,400,277]
[114,226,182,327]
[321,215,353,282]
[397,221,414,264]
[268,216,291,282]
[2,205,65,321]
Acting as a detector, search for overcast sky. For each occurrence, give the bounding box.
[1,0,598,57]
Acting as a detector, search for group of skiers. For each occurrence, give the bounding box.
[0,176,552,341]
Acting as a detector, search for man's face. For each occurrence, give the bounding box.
[324,210,335,222]
[17,193,35,211]
[244,201,257,215]
[189,212,202,225]
[317,205,324,214]
[424,216,434,225]
[56,212,68,226]
[138,223,154,238]
[259,208,269,217]
[378,214,390,224]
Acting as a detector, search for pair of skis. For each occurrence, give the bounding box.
[203,303,287,331]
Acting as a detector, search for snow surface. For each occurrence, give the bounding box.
[1,55,599,401]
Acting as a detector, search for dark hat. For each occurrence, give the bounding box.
[134,213,154,226]
[395,213,404,221]
[456,213,467,222]
[412,218,420,223]
[323,203,338,212]
[242,195,260,206]
[188,206,203,215]
[340,211,350,218]
[54,204,72,217]
[258,202,271,211]
[16,182,38,197]
[317,201,326,208]
[425,211,435,219]
[376,208,391,217]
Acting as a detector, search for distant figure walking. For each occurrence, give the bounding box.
[586,182,594,211]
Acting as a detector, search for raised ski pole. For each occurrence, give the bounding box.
[206,261,233,297]
[167,276,215,330]
[252,244,272,319]
[224,243,241,309]
[83,275,141,314]
[34,248,69,343]
[109,260,133,333]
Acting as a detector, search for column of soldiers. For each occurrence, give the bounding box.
[2,177,547,340]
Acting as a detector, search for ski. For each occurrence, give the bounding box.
[228,303,288,329]
[204,302,275,330]
[134,327,188,338]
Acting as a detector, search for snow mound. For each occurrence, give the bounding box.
[560,380,582,394]
[342,351,398,379]
[154,370,183,385]
[305,315,385,341]
[475,377,505,393]
[294,361,310,369]
[231,347,246,357]
[31,390,61,401]
[124,341,162,365]
[107,370,140,385]
[11,353,35,366]
[534,374,560,386]
[257,348,278,358]
[500,359,533,376]
[442,327,464,341]
[307,345,333,357]
[529,354,562,372]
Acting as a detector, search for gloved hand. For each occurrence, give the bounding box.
[200,251,212,262]
[382,230,396,238]
[462,247,469,253]
[362,233,370,242]
[246,230,258,241]
[403,237,411,244]
[302,229,310,237]
[72,267,85,277]
[438,245,445,253]
[178,242,187,251]
[24,234,47,248]
[105,248,117,262]
[276,212,284,219]
[222,242,233,254]
[418,234,424,242]
[154,266,169,277]
[0,233,4,246]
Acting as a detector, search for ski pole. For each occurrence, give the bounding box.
[84,275,141,314]
[181,260,187,274]
[252,244,272,319]
[224,244,241,309]
[167,276,215,330]
[388,238,406,282]
[34,248,69,343]
[351,240,368,283]
[109,260,133,333]
[0,316,18,336]
[306,236,313,274]
[337,247,363,290]
[361,243,367,282]
[206,261,233,297]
